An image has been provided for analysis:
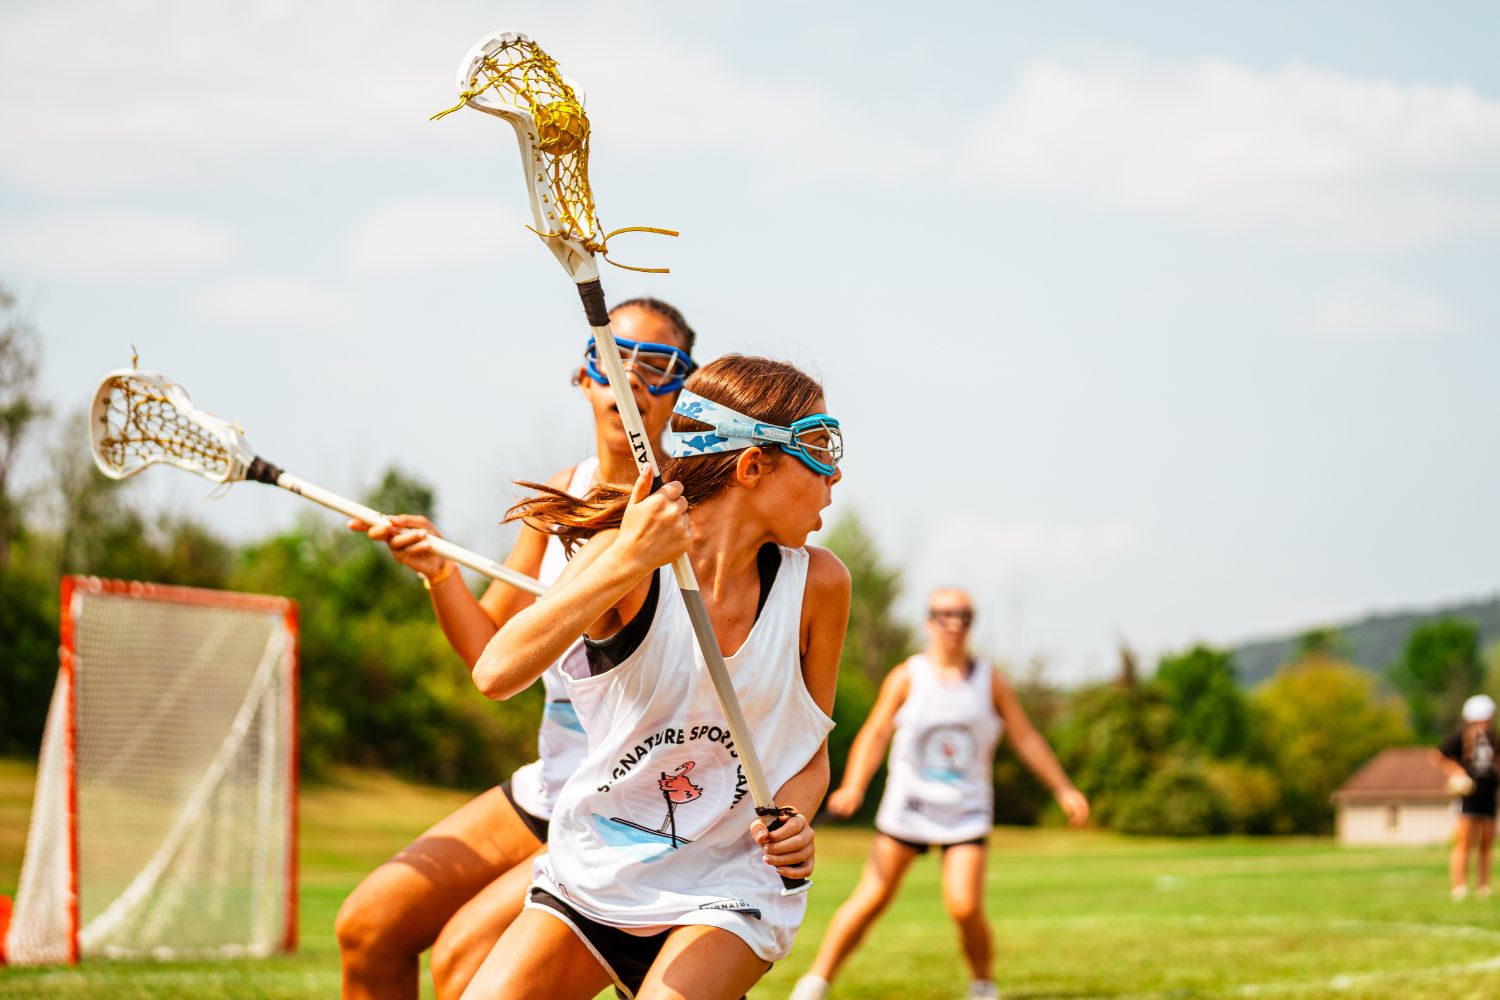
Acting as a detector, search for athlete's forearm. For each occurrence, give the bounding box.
[775,746,831,819]
[425,572,500,667]
[472,547,645,700]
[1013,728,1075,796]
[838,723,892,798]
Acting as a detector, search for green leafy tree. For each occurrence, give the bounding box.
[0,535,60,754]
[1154,644,1248,759]
[1387,618,1482,741]
[1253,652,1411,833]
[1112,753,1225,836]
[991,657,1063,825]
[231,467,540,785]
[1052,647,1175,828]
[820,510,916,819]
[1484,640,1500,705]
[1297,627,1347,659]
[0,284,47,569]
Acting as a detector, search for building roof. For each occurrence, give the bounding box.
[1333,746,1450,804]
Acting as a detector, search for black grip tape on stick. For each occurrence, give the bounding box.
[757,805,810,893]
[247,456,284,485]
[577,279,610,328]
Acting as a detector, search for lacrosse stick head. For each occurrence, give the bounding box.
[446,31,601,278]
[437,31,676,278]
[90,368,257,485]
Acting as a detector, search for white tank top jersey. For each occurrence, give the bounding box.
[531,546,834,962]
[508,457,598,821]
[874,654,1004,845]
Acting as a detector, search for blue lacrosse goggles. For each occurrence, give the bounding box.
[665,390,843,477]
[582,336,697,396]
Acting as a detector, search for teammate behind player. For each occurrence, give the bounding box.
[335,299,697,999]
[792,588,1088,1000]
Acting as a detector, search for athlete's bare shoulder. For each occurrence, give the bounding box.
[803,545,851,601]
[886,657,913,683]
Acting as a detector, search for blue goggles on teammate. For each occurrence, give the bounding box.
[582,336,697,396]
[664,390,843,477]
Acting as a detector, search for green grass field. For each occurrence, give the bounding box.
[2,758,1498,998]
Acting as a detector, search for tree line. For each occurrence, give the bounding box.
[2,284,1497,834]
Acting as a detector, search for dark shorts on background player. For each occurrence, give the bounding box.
[879,832,988,856]
[500,778,550,843]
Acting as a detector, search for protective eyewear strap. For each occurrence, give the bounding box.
[666,392,841,476]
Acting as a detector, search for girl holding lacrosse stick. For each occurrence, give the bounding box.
[335,299,698,1000]
[791,588,1088,1000]
[460,354,849,1000]
[1437,694,1498,901]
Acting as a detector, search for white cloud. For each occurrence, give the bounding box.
[970,56,1500,246]
[0,1,442,194]
[571,39,939,185]
[0,210,233,279]
[1302,279,1465,340]
[348,198,518,274]
[189,275,356,330]
[922,515,1141,576]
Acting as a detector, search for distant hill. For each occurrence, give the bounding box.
[1230,595,1500,687]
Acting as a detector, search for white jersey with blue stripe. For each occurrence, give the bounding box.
[508,457,598,821]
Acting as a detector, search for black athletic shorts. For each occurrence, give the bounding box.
[1461,786,1499,818]
[880,832,988,856]
[499,778,551,844]
[529,888,670,999]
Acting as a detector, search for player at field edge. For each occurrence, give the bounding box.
[335,299,698,1000]
[791,588,1089,1000]
[459,355,850,1000]
[1436,693,1498,902]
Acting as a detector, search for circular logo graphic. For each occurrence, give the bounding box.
[916,724,978,784]
[588,714,750,863]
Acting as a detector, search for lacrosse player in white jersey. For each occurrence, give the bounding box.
[460,355,850,1000]
[335,299,699,1000]
[792,588,1089,1000]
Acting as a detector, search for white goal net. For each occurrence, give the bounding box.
[3,576,298,965]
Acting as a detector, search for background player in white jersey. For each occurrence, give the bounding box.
[335,300,697,1000]
[792,588,1089,1000]
[460,355,850,1000]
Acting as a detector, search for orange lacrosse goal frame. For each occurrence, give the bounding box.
[2,577,298,965]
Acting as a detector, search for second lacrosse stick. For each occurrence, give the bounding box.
[90,367,545,596]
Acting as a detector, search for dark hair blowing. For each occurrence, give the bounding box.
[509,354,824,551]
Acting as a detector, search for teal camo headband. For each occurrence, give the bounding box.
[664,389,842,476]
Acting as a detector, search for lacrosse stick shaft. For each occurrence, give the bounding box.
[264,467,545,596]
[577,279,807,894]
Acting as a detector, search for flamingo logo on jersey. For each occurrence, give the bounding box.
[916,723,978,784]
[588,716,748,863]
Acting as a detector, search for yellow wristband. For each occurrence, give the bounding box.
[421,562,458,591]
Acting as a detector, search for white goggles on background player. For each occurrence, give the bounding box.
[664,390,843,476]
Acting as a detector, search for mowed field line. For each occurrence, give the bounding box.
[3,759,1500,998]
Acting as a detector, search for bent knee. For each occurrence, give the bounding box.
[431,921,486,998]
[945,897,985,925]
[335,890,383,956]
[848,883,899,918]
[336,878,421,961]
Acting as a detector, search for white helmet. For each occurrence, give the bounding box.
[1462,694,1496,724]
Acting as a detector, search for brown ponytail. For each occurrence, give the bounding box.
[508,354,825,552]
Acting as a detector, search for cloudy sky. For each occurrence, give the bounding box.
[3,1,1497,682]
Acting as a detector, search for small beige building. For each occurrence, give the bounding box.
[1333,747,1456,846]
